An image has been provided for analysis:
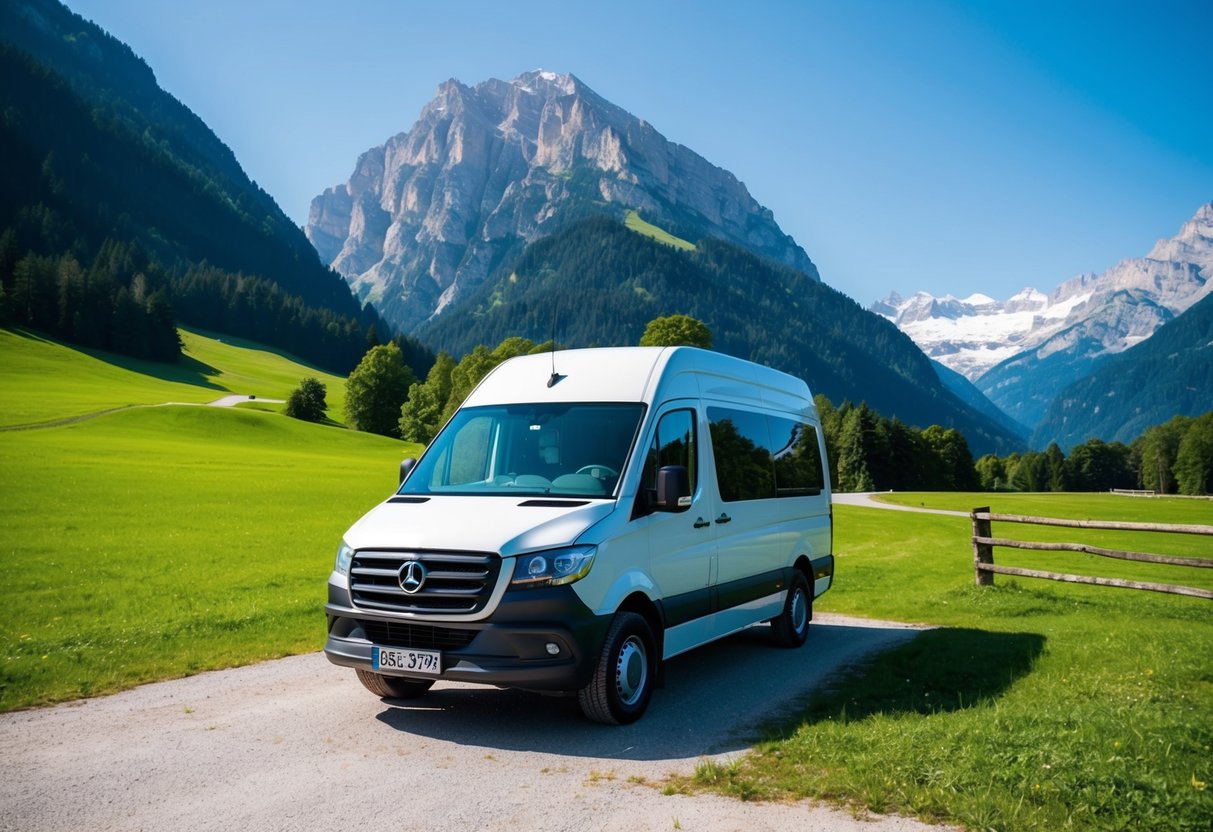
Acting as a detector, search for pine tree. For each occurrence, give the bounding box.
[836,407,874,492]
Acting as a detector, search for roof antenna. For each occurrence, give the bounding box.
[547,298,564,388]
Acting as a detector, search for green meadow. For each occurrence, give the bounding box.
[685,497,1213,831]
[4,327,1211,830]
[0,327,418,709]
[624,209,697,251]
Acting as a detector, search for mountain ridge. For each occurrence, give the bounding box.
[874,202,1212,437]
[307,70,817,331]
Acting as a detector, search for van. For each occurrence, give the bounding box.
[324,346,833,723]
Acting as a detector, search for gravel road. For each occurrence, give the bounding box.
[0,614,948,832]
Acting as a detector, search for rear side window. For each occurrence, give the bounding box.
[769,416,825,497]
[708,407,824,502]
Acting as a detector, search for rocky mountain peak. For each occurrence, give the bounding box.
[307,70,817,331]
[1146,201,1213,267]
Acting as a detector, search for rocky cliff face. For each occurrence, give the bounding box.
[307,70,817,330]
[874,203,1213,432]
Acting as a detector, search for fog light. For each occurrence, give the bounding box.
[545,642,560,656]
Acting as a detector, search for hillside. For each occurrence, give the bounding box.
[0,325,351,428]
[0,0,419,373]
[1032,292,1213,449]
[421,216,1025,455]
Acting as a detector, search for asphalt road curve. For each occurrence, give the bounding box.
[0,614,947,832]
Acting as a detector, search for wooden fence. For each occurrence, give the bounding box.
[970,506,1213,600]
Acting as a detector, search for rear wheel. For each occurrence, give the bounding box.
[355,668,435,699]
[578,612,656,725]
[770,571,811,647]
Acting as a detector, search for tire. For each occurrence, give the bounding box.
[770,571,811,648]
[578,612,657,725]
[355,668,435,699]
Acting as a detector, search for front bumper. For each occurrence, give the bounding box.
[324,583,611,692]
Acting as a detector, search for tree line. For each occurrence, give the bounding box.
[974,413,1213,496]
[318,318,1213,496]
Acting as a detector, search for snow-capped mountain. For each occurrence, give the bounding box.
[873,203,1213,432]
[871,287,1089,381]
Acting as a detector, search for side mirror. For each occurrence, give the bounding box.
[399,457,417,485]
[654,465,690,511]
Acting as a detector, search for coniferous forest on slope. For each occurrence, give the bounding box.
[421,216,1024,456]
[0,5,429,375]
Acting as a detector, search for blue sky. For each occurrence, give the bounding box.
[66,0,1212,307]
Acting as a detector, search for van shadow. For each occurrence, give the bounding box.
[371,619,981,762]
[765,627,1047,738]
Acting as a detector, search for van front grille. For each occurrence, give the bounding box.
[349,550,499,615]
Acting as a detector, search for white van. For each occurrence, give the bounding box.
[324,346,833,723]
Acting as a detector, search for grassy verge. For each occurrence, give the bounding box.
[680,499,1212,831]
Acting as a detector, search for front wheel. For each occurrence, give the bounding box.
[578,612,657,725]
[355,668,435,699]
[770,572,811,648]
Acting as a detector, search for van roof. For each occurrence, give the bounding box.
[464,347,815,418]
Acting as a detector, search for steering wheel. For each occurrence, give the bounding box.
[575,464,619,481]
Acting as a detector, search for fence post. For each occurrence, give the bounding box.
[972,506,993,586]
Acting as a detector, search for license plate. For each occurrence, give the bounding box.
[371,645,441,675]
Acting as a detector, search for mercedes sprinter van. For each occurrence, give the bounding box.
[324,346,833,723]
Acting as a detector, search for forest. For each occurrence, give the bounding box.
[420,215,1023,456]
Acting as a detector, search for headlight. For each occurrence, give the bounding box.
[511,545,596,588]
[334,541,354,575]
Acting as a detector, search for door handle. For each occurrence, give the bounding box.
[715,513,732,524]
[693,517,711,529]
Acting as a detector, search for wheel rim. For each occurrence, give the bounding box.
[791,587,808,635]
[615,635,648,707]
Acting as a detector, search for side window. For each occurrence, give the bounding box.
[643,409,697,493]
[770,417,825,496]
[708,407,775,501]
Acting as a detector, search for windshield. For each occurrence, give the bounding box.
[401,403,646,498]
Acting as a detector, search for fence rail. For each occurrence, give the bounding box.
[970,506,1213,601]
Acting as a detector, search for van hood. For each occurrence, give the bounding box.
[344,496,617,557]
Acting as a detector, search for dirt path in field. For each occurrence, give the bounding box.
[0,614,953,832]
[832,492,971,517]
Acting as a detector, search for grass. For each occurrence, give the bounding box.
[678,497,1213,831]
[624,210,696,251]
[0,326,350,428]
[0,329,420,709]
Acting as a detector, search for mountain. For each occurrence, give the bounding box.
[875,203,1213,431]
[930,360,1030,441]
[1032,291,1213,449]
[420,215,1025,456]
[0,0,417,373]
[307,70,817,331]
